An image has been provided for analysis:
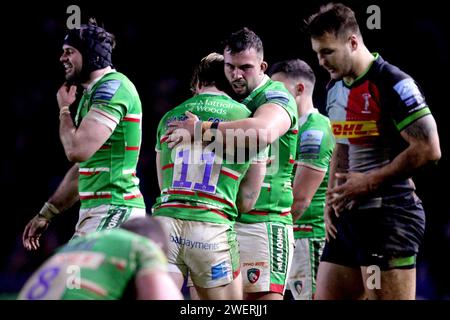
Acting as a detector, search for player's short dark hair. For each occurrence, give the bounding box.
[222,27,264,57]
[190,52,231,93]
[121,216,169,255]
[305,2,360,38]
[268,59,316,86]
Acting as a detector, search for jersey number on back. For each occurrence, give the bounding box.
[172,147,220,194]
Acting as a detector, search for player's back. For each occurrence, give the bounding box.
[153,92,252,224]
[18,229,166,300]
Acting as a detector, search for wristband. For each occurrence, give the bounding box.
[38,202,60,221]
[59,106,71,120]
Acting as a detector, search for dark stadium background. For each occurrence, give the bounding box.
[1,0,448,299]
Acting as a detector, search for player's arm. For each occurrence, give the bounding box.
[156,151,163,191]
[328,115,440,208]
[166,103,291,148]
[291,165,326,222]
[59,110,114,162]
[57,83,117,162]
[135,270,183,300]
[237,161,267,213]
[213,103,291,146]
[23,163,80,250]
[367,115,440,187]
[324,143,348,240]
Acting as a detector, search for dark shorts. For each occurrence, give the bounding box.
[321,192,425,270]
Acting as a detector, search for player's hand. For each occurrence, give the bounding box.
[324,204,337,242]
[22,215,50,251]
[57,82,77,109]
[327,172,376,212]
[164,111,199,148]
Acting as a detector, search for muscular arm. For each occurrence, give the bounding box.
[156,151,163,191]
[135,270,183,300]
[59,113,113,162]
[237,162,266,213]
[368,115,441,187]
[23,163,80,250]
[166,103,292,149]
[291,165,327,222]
[324,143,348,240]
[215,103,291,148]
[48,163,80,211]
[329,115,441,205]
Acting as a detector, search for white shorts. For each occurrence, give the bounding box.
[73,204,146,238]
[287,237,325,300]
[235,221,294,294]
[154,216,240,289]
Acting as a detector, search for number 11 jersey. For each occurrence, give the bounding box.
[153,92,252,225]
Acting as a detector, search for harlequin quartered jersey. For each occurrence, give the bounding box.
[326,53,431,196]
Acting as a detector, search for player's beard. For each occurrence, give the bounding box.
[65,67,90,85]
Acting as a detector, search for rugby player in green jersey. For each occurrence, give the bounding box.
[19,216,182,300]
[166,28,299,300]
[270,59,335,300]
[23,19,145,250]
[153,53,266,300]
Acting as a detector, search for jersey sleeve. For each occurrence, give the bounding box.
[155,116,167,152]
[383,65,431,131]
[296,117,335,172]
[91,79,128,124]
[264,86,298,130]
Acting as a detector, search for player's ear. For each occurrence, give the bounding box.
[296,83,305,96]
[349,34,358,51]
[261,61,268,73]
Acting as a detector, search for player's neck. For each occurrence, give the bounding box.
[344,47,374,83]
[197,86,226,96]
[297,96,315,117]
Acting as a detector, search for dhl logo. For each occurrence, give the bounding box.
[332,121,379,138]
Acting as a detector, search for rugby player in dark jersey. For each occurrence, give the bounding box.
[305,3,441,299]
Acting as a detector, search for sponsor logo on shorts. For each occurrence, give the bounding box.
[242,261,266,267]
[247,268,260,284]
[294,280,303,295]
[271,225,287,274]
[104,207,128,230]
[211,261,229,280]
[170,235,219,251]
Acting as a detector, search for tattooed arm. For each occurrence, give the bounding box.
[371,114,441,181]
[237,162,267,213]
[328,115,441,204]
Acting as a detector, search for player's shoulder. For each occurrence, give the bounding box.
[92,71,137,102]
[372,54,413,87]
[257,79,295,114]
[307,112,331,127]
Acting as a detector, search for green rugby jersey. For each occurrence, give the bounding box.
[75,71,145,209]
[294,110,334,239]
[237,77,298,224]
[18,229,167,300]
[153,92,252,225]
